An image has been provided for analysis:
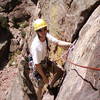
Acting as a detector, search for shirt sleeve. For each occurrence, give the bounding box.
[47,33,71,46]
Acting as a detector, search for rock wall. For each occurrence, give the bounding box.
[0,0,38,100]
[0,0,100,100]
[39,0,100,65]
[56,5,100,100]
[6,59,37,100]
[39,0,99,42]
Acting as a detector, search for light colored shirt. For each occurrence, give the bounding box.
[30,33,71,67]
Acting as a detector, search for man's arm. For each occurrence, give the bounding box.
[47,33,71,47]
[57,40,71,47]
[35,64,49,84]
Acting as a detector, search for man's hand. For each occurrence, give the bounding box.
[35,64,49,84]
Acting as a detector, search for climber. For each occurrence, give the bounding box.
[30,18,71,100]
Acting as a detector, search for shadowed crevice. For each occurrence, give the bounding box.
[31,0,38,5]
[3,0,22,13]
[71,0,100,43]
[20,59,37,100]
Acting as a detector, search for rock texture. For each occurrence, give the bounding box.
[0,0,38,100]
[56,5,100,100]
[0,66,18,100]
[0,0,100,100]
[39,0,100,65]
[39,0,99,42]
[6,58,37,100]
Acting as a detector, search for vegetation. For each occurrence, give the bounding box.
[9,50,21,66]
[0,16,8,28]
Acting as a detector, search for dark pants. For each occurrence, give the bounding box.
[32,58,63,88]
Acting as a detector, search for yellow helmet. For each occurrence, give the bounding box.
[33,18,47,31]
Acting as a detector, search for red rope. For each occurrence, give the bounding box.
[66,59,100,71]
[55,40,100,71]
[55,57,100,71]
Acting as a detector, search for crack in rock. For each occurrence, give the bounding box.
[67,0,74,8]
[72,69,98,91]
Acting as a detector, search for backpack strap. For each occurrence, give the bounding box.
[46,37,50,55]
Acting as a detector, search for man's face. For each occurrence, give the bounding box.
[37,27,47,38]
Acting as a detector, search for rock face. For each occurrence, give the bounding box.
[0,0,38,100]
[39,0,99,42]
[6,59,37,100]
[56,6,100,100]
[39,0,100,65]
[0,0,100,100]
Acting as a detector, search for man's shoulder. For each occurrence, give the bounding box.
[31,36,39,48]
[32,35,38,44]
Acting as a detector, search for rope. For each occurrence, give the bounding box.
[55,40,100,71]
[67,59,100,71]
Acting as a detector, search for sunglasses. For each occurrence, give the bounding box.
[37,27,47,32]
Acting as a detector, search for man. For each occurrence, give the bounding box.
[30,18,71,100]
